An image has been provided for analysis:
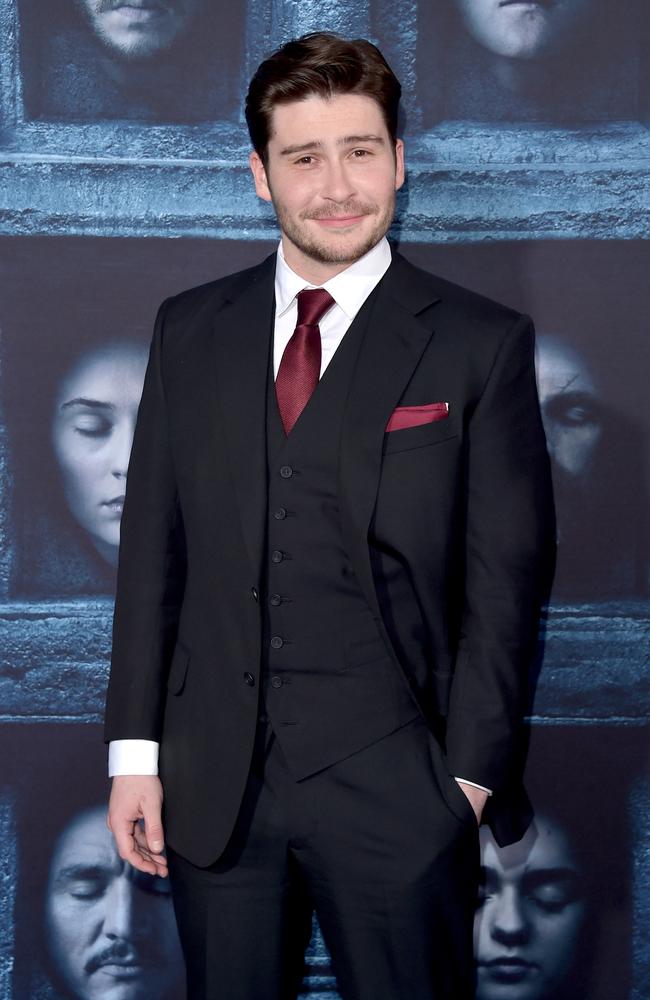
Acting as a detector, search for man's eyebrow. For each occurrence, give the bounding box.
[279,141,323,157]
[279,135,386,156]
[339,134,385,146]
[60,398,114,411]
[54,863,108,882]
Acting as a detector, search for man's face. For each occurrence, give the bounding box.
[76,0,203,59]
[475,819,587,1000]
[453,0,592,60]
[45,807,184,1000]
[535,335,602,479]
[249,93,405,281]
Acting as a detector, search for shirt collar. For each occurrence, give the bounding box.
[274,237,393,321]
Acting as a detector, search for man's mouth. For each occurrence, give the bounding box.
[87,949,143,977]
[95,958,143,979]
[103,1,169,16]
[498,0,555,8]
[313,215,367,227]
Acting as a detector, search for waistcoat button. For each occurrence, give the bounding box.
[271,675,283,689]
[251,587,259,601]
[243,672,255,686]
[270,636,284,649]
[269,594,282,607]
[280,465,293,479]
[271,550,284,564]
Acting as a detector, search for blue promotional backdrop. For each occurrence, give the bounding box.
[0,2,649,998]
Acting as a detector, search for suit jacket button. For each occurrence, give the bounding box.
[251,587,259,601]
[243,672,255,686]
[271,675,283,689]
[280,465,293,479]
[273,507,287,520]
[270,593,282,607]
[270,636,284,649]
[271,550,284,564]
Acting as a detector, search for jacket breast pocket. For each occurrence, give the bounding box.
[383,417,459,456]
[167,641,191,695]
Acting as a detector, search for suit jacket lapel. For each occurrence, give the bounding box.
[339,254,441,617]
[211,253,276,584]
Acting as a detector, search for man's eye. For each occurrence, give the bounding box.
[352,149,370,157]
[67,879,105,899]
[296,156,314,165]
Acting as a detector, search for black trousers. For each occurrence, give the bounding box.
[167,715,480,1000]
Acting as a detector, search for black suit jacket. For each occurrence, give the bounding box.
[105,250,555,867]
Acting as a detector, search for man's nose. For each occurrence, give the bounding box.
[320,159,356,203]
[111,420,135,481]
[103,876,135,940]
[490,887,530,945]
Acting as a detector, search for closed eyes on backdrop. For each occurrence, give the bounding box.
[0,1,649,998]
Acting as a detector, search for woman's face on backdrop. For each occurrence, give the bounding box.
[51,341,148,565]
[474,818,587,1000]
[535,334,603,480]
[453,0,593,60]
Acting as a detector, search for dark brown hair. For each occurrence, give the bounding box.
[245,32,402,163]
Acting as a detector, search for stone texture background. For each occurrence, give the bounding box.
[0,1,648,998]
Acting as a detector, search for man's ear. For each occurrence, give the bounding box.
[249,151,272,203]
[394,139,405,192]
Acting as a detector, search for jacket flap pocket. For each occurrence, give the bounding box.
[344,634,389,668]
[383,417,459,455]
[167,642,190,695]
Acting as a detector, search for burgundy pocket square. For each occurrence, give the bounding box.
[386,402,449,433]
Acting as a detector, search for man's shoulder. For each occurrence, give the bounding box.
[391,251,525,331]
[160,253,276,329]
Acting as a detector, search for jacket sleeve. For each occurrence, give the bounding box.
[104,298,187,744]
[445,314,555,792]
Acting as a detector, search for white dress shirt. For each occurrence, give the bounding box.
[108,237,490,797]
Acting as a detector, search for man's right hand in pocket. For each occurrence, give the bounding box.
[107,775,168,878]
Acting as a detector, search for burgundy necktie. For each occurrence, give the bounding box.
[275,287,335,434]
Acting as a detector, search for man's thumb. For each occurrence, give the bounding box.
[143,808,165,853]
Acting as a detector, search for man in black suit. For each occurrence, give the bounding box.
[105,32,554,1000]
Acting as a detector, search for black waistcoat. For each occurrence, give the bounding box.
[261,292,417,780]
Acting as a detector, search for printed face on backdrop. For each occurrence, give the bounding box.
[74,0,203,59]
[535,335,603,479]
[249,94,405,280]
[45,806,184,1000]
[474,818,587,1000]
[51,341,148,567]
[453,0,593,59]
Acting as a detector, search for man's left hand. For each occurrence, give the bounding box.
[455,780,488,824]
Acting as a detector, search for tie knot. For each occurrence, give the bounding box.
[296,288,335,328]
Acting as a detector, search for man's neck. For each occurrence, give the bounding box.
[281,241,378,286]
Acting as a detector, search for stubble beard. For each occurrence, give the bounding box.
[79,1,192,60]
[273,193,396,267]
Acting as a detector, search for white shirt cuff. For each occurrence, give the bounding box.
[108,740,159,777]
[454,777,492,796]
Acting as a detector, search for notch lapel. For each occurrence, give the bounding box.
[211,254,276,584]
[339,255,441,617]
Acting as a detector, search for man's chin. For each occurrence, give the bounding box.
[292,225,389,267]
[85,965,150,1000]
[93,13,180,60]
